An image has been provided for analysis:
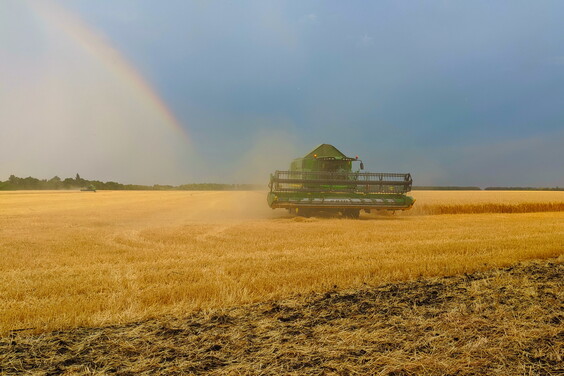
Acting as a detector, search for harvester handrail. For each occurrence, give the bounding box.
[270,170,413,194]
[272,178,411,186]
[273,170,411,178]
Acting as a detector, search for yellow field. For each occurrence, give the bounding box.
[1,190,563,334]
[410,190,564,214]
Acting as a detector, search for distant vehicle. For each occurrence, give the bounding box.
[267,144,414,218]
[80,185,96,192]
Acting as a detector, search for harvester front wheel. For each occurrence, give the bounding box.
[342,209,360,219]
[295,208,311,218]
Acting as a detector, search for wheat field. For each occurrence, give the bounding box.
[1,190,563,334]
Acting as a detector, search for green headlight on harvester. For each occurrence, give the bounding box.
[267,144,415,218]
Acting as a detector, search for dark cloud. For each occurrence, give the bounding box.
[2,0,563,185]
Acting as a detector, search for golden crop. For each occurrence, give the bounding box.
[1,190,563,334]
[408,190,564,215]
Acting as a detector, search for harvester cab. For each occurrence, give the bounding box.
[267,144,414,218]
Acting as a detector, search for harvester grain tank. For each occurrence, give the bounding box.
[267,144,414,218]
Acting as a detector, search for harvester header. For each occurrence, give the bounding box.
[267,144,414,218]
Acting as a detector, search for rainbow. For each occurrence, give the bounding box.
[26,0,189,143]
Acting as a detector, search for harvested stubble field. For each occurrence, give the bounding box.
[1,190,563,374]
[1,259,562,375]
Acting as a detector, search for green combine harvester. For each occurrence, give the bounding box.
[267,144,414,218]
[80,184,96,192]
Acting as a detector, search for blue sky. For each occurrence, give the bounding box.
[2,1,563,186]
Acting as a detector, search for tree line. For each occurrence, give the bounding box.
[0,174,262,191]
[1,174,561,191]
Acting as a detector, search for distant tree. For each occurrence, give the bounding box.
[63,178,75,188]
[104,181,121,190]
[48,176,62,189]
[21,176,41,189]
[74,173,91,187]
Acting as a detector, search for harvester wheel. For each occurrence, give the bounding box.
[343,209,360,219]
[295,208,311,218]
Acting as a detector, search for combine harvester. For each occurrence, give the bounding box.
[267,144,414,218]
[80,184,96,192]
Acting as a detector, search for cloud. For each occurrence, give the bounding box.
[357,34,373,47]
[306,13,318,22]
[439,131,564,187]
[545,56,564,66]
[3,0,564,186]
[300,13,318,24]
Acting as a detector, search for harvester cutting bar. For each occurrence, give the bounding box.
[270,170,412,194]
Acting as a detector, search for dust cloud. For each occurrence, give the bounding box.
[231,129,301,185]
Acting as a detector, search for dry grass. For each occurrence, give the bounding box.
[0,190,563,335]
[1,259,562,375]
